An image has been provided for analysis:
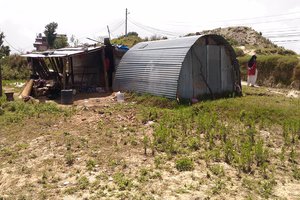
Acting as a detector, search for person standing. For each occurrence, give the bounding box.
[247,55,258,87]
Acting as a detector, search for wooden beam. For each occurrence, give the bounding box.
[102,49,109,91]
[70,57,74,88]
[63,58,67,89]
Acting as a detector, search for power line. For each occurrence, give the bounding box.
[128,18,181,37]
[3,38,22,53]
[213,11,300,23]
[273,39,300,43]
[265,34,300,38]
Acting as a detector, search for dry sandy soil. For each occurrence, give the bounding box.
[0,87,300,199]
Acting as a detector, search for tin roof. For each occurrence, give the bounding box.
[22,46,104,58]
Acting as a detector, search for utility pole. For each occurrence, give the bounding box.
[125,8,128,37]
[107,25,111,40]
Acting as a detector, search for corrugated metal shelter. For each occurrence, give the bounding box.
[114,35,241,99]
[22,44,126,92]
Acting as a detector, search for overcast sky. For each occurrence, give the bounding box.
[1,0,300,53]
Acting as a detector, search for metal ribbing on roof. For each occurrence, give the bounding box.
[114,36,201,99]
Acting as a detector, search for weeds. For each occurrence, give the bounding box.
[113,172,132,191]
[86,159,96,171]
[77,176,89,190]
[65,152,75,166]
[209,164,225,177]
[175,157,194,171]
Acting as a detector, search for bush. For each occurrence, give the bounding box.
[255,48,296,56]
[238,55,299,86]
[293,63,300,81]
[0,54,31,80]
[234,47,245,57]
[175,157,194,171]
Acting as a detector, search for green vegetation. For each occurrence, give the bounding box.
[0,98,72,125]
[175,157,194,171]
[0,54,31,80]
[44,22,58,49]
[0,85,299,199]
[113,172,132,191]
[238,55,300,85]
[255,47,296,56]
[0,31,10,56]
[111,35,143,48]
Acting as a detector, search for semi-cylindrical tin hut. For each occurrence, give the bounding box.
[114,35,241,99]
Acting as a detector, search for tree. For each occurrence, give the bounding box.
[0,31,10,56]
[127,32,139,37]
[53,35,69,49]
[44,22,58,49]
[0,31,10,97]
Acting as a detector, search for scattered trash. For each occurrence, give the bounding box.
[287,90,299,98]
[14,82,25,88]
[63,181,70,186]
[116,91,124,103]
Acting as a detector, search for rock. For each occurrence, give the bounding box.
[260,130,270,140]
[108,177,113,181]
[145,121,155,126]
[98,111,105,115]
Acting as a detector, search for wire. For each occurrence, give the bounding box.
[3,38,22,53]
[128,18,181,37]
[110,21,125,33]
[272,40,300,43]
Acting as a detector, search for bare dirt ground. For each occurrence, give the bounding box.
[0,86,300,199]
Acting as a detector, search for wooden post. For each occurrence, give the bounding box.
[102,49,109,91]
[63,58,67,90]
[70,57,74,88]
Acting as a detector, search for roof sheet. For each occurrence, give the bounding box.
[22,46,104,58]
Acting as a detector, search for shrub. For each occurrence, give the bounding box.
[77,176,89,190]
[0,54,31,80]
[238,55,299,85]
[255,48,296,56]
[175,157,194,171]
[113,172,132,190]
[234,47,245,57]
[293,63,300,81]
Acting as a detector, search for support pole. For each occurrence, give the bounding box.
[107,25,111,40]
[125,8,128,36]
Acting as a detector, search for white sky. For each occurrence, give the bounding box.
[1,0,300,53]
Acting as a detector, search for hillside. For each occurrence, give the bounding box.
[187,26,296,56]
[200,26,276,48]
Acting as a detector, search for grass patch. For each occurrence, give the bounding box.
[175,157,194,171]
[113,172,132,191]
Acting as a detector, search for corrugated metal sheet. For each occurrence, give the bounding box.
[22,46,104,58]
[114,35,241,99]
[114,36,201,99]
